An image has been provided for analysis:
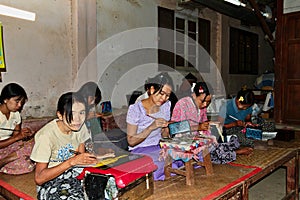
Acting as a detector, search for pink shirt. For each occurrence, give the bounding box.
[171,96,210,135]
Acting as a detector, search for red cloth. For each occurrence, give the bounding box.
[77,155,157,188]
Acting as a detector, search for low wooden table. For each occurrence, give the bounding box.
[164,146,213,186]
[160,137,214,186]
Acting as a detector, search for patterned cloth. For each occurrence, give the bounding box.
[160,138,211,162]
[84,173,118,200]
[209,135,239,164]
[0,110,34,174]
[223,127,254,147]
[0,139,35,174]
[161,136,239,165]
[37,168,84,200]
[171,96,239,164]
[223,117,276,147]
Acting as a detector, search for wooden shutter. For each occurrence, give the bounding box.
[158,7,175,71]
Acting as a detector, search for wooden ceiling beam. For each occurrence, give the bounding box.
[248,0,275,50]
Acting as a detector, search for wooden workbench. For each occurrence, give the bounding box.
[218,148,298,200]
[145,146,299,200]
[0,137,299,200]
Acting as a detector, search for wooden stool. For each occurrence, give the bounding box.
[164,147,213,186]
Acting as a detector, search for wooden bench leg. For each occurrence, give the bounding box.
[164,155,172,179]
[163,147,214,185]
[202,147,213,175]
[185,160,194,186]
[284,157,297,200]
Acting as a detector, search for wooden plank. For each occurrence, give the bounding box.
[241,149,298,200]
[119,174,154,200]
[185,160,194,186]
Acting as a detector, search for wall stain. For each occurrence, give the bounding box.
[126,0,141,7]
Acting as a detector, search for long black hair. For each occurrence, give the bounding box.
[236,89,255,105]
[0,83,28,104]
[192,82,213,103]
[192,82,211,97]
[144,72,178,113]
[57,92,88,124]
[144,72,174,95]
[77,81,102,107]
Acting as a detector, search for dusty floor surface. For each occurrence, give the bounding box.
[249,167,299,200]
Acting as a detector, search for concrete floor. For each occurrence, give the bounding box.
[250,168,300,200]
[248,121,300,200]
[249,167,287,199]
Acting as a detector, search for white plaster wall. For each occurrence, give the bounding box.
[94,0,274,108]
[95,0,226,108]
[198,8,224,96]
[96,0,160,108]
[0,0,74,118]
[0,0,275,117]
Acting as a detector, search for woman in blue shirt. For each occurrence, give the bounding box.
[218,89,255,147]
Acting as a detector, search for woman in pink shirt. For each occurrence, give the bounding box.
[171,82,211,135]
[171,82,252,164]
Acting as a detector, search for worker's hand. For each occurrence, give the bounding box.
[150,118,169,129]
[23,127,35,137]
[15,127,34,141]
[235,120,246,127]
[70,152,97,166]
[96,147,114,155]
[245,122,255,127]
[198,121,210,131]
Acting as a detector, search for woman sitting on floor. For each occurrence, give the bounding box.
[126,73,173,181]
[218,88,256,147]
[171,82,252,164]
[30,92,97,199]
[0,83,35,175]
[77,81,102,119]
